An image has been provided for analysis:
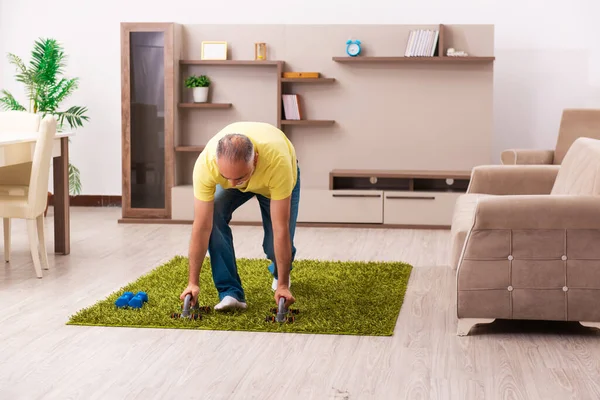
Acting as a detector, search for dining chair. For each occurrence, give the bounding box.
[0,113,57,278]
[0,111,42,197]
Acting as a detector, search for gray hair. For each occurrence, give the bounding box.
[216,133,254,164]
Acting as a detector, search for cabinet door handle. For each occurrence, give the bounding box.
[386,195,435,200]
[332,193,381,198]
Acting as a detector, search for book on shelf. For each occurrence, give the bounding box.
[404,29,439,57]
[282,94,303,120]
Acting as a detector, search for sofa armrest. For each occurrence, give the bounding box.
[500,149,555,165]
[467,165,560,195]
[472,195,600,230]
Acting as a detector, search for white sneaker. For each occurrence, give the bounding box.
[271,276,291,291]
[214,295,247,311]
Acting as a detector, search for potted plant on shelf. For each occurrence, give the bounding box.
[185,74,211,103]
[0,37,90,214]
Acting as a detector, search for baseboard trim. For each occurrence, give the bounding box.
[49,194,122,207]
[117,217,450,230]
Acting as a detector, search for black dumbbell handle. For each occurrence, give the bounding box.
[182,294,192,317]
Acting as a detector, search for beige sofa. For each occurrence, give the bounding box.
[501,108,600,165]
[450,137,600,336]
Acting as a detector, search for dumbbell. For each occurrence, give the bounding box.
[171,294,207,320]
[115,291,149,309]
[182,304,212,313]
[269,307,299,315]
[265,315,295,323]
[265,297,297,323]
[171,312,202,320]
[115,292,135,308]
[128,291,148,309]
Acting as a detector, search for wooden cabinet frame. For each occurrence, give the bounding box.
[120,22,175,219]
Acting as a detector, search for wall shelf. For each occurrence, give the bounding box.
[332,56,495,63]
[281,120,335,126]
[180,60,284,66]
[175,145,206,152]
[178,103,232,109]
[280,78,336,83]
[121,22,495,227]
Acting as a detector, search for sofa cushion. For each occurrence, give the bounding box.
[551,137,600,195]
[450,193,492,270]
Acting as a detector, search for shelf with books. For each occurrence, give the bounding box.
[279,73,335,129]
[332,56,495,63]
[332,24,494,64]
[281,93,334,126]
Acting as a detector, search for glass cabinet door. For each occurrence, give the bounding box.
[121,23,174,219]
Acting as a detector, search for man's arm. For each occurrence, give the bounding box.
[189,198,214,283]
[270,196,294,305]
[181,198,214,305]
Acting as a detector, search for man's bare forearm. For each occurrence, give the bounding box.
[274,229,292,286]
[188,225,211,285]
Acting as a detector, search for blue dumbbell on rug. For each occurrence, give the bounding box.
[127,291,149,309]
[115,291,135,308]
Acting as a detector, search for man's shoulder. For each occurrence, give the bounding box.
[193,149,217,176]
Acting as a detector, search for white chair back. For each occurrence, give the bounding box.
[0,111,43,187]
[26,115,57,218]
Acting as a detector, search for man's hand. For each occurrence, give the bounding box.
[274,286,295,309]
[180,283,200,307]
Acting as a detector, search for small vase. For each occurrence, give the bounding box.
[192,87,209,103]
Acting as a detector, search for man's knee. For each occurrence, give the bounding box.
[262,239,275,261]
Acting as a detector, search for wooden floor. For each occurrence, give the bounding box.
[2,207,600,399]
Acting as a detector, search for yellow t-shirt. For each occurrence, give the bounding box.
[193,121,297,202]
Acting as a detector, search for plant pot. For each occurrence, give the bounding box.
[192,87,209,103]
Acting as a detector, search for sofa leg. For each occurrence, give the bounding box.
[457,318,495,336]
[579,321,600,331]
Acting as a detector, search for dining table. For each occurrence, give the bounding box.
[0,131,74,255]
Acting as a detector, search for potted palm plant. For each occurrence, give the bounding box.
[185,74,210,103]
[0,38,89,198]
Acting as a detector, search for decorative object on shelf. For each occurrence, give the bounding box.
[185,74,211,103]
[282,72,320,78]
[201,41,228,60]
[446,48,469,57]
[346,39,362,57]
[254,42,267,60]
[404,29,439,57]
[282,94,302,120]
[0,37,89,196]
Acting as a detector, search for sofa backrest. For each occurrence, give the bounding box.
[551,137,600,195]
[554,109,600,165]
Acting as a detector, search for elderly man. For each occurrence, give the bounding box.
[179,121,300,311]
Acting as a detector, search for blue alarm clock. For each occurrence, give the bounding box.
[346,39,361,57]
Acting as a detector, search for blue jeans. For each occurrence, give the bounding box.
[208,165,300,302]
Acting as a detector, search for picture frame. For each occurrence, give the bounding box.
[201,41,228,60]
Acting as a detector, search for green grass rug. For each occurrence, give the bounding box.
[67,256,412,336]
